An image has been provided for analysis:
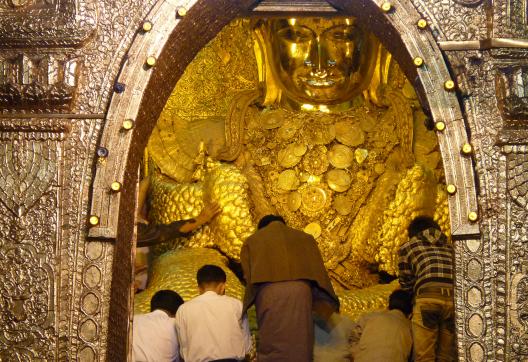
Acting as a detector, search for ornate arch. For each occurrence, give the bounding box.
[87,0,480,358]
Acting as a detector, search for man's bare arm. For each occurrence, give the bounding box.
[178,202,222,233]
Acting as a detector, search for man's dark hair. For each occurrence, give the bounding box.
[197,264,226,286]
[258,214,286,229]
[388,290,413,316]
[407,216,441,238]
[150,290,184,315]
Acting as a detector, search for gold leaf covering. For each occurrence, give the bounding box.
[140,18,451,320]
[148,160,255,261]
[147,19,258,182]
[134,248,244,314]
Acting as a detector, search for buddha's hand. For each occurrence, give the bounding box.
[196,202,222,225]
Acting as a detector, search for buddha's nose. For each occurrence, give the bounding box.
[306,36,330,78]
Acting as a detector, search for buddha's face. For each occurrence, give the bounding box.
[266,18,375,105]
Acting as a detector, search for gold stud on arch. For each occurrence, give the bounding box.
[468,211,478,222]
[111,181,122,192]
[146,56,156,67]
[381,2,392,12]
[89,215,100,226]
[461,143,473,155]
[177,7,187,17]
[417,19,428,29]
[435,121,446,131]
[444,80,455,91]
[446,184,457,195]
[413,57,424,67]
[122,119,134,130]
[142,21,153,32]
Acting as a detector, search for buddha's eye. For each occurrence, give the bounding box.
[277,26,314,42]
[326,26,356,42]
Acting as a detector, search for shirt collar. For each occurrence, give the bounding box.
[151,309,172,318]
[389,309,408,319]
[200,290,221,298]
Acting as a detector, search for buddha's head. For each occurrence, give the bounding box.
[254,17,378,108]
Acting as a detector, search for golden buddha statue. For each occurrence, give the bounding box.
[135,17,448,319]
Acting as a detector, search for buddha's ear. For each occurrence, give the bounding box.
[252,21,282,107]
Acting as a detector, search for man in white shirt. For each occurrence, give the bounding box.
[133,290,184,362]
[350,289,413,362]
[175,264,251,362]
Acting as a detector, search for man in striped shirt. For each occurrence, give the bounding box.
[398,216,456,361]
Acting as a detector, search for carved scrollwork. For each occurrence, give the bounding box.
[510,273,528,356]
[0,245,53,327]
[0,246,56,358]
[503,146,528,210]
[0,118,64,359]
[0,0,97,47]
[0,122,64,216]
[410,0,485,41]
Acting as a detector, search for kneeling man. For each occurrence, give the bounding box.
[175,265,251,362]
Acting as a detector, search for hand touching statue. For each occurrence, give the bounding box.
[137,200,222,247]
[179,202,222,233]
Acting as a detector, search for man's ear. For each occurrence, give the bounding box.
[218,282,226,295]
[198,284,205,294]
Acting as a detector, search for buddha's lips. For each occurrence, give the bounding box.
[299,75,344,88]
[296,70,345,88]
[305,78,336,87]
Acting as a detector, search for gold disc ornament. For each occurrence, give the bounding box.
[304,121,336,144]
[259,109,285,129]
[300,184,331,216]
[277,117,303,140]
[304,222,322,238]
[335,121,365,146]
[326,169,352,192]
[277,143,307,168]
[287,191,302,211]
[277,169,300,191]
[328,144,354,169]
[334,194,353,215]
[302,145,329,175]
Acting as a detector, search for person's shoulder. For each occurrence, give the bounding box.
[222,294,243,304]
[132,312,150,324]
[179,294,204,308]
[244,232,258,244]
[283,224,314,240]
[175,299,196,316]
[399,238,422,252]
[361,310,384,321]
[222,295,244,309]
[245,228,265,244]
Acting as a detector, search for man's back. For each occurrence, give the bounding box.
[243,221,322,282]
[132,310,179,362]
[352,309,412,362]
[175,291,251,362]
[241,221,337,309]
[398,228,453,292]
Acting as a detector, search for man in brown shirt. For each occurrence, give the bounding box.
[241,215,339,362]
